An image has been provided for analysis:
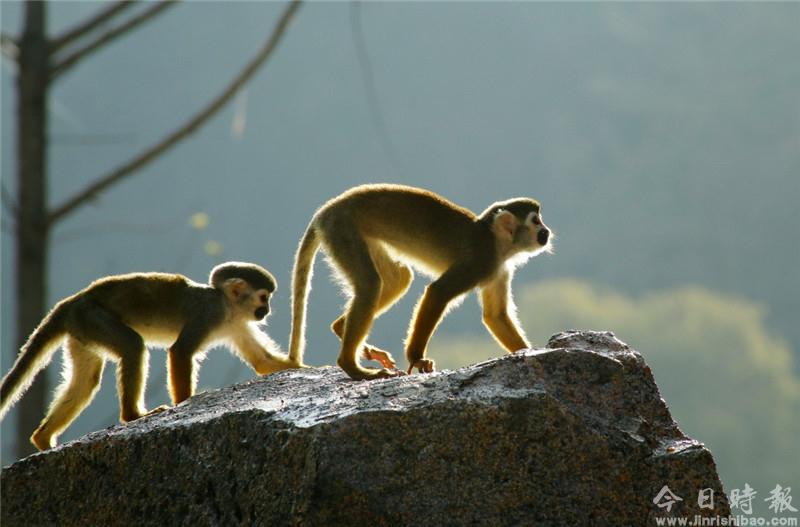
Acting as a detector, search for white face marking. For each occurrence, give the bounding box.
[521,210,551,252]
[524,212,536,227]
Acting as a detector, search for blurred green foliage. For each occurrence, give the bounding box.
[434,279,799,500]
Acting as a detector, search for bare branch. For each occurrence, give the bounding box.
[49,1,138,54]
[48,0,302,225]
[51,1,178,80]
[1,33,19,61]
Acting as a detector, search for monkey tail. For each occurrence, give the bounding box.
[288,224,321,364]
[0,299,70,420]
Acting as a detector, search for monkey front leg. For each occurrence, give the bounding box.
[405,289,448,373]
[167,348,196,405]
[167,324,209,404]
[406,267,479,373]
[479,273,530,352]
[482,312,529,352]
[233,329,302,374]
[405,280,465,374]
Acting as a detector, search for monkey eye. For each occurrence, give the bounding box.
[260,294,268,304]
[532,214,541,225]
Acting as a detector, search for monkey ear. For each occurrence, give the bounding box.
[222,278,249,302]
[492,210,517,243]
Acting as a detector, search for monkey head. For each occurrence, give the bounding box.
[210,262,277,321]
[480,198,552,257]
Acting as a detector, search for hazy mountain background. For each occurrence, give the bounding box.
[2,1,798,508]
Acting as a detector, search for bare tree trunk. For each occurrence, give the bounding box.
[15,1,50,459]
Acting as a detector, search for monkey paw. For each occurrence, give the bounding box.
[407,359,435,374]
[30,429,55,451]
[339,360,404,380]
[362,346,397,369]
[283,360,311,370]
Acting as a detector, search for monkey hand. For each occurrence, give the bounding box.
[362,346,397,369]
[406,359,435,375]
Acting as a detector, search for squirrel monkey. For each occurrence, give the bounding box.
[0,262,299,451]
[288,183,552,381]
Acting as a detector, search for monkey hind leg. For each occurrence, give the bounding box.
[339,295,402,380]
[323,233,401,380]
[369,244,414,318]
[75,305,151,422]
[116,342,150,422]
[31,338,104,450]
[331,248,412,370]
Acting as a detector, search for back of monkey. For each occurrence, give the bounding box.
[0,296,74,419]
[315,184,494,275]
[84,273,199,339]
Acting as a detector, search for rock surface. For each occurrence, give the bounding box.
[1,331,730,526]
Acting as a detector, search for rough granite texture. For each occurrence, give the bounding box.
[1,331,730,526]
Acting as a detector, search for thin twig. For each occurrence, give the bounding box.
[51,1,178,80]
[49,1,138,54]
[48,0,302,225]
[1,33,19,61]
[350,1,401,174]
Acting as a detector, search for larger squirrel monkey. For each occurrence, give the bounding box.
[288,184,552,381]
[0,262,299,451]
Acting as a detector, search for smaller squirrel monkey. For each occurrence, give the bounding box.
[0,261,300,451]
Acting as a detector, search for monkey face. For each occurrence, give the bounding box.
[518,211,551,251]
[223,279,272,321]
[488,199,551,255]
[253,291,271,321]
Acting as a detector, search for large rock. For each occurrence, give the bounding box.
[1,331,730,526]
